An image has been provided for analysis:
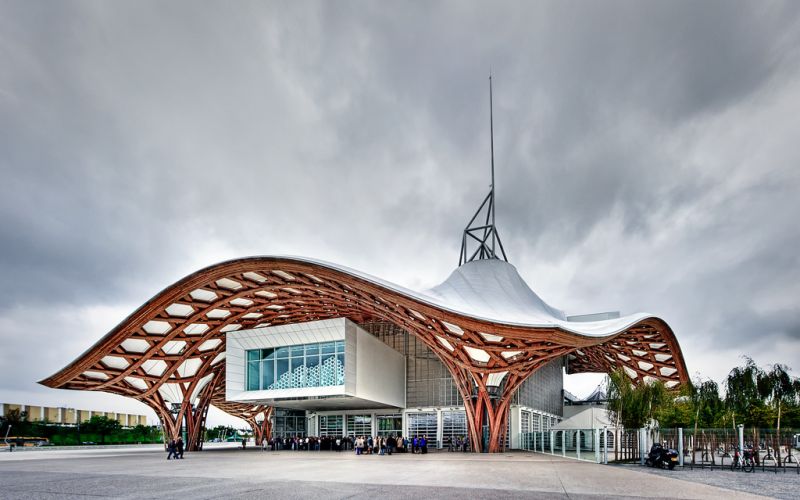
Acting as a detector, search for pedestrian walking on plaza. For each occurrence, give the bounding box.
[167,438,177,460]
[421,435,427,454]
[177,437,185,459]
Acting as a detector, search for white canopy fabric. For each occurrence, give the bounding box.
[553,406,614,430]
[283,256,656,338]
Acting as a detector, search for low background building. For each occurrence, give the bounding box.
[0,403,148,427]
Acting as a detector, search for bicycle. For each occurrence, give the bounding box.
[731,446,755,472]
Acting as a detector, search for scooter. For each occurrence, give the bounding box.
[645,443,679,470]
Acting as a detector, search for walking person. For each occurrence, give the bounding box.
[177,437,185,459]
[166,438,177,460]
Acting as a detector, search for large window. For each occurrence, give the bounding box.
[407,412,438,448]
[246,341,345,391]
[377,415,402,437]
[442,410,466,447]
[521,410,531,435]
[347,415,372,437]
[319,415,343,437]
[273,409,306,438]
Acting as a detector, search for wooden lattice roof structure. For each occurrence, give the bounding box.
[40,256,688,452]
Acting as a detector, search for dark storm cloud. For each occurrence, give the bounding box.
[1,0,799,411]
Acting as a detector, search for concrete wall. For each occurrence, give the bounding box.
[62,409,78,424]
[354,326,405,409]
[44,407,60,422]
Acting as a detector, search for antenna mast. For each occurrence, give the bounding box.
[458,74,508,266]
[489,74,496,255]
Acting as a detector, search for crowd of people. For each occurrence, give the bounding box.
[262,435,470,453]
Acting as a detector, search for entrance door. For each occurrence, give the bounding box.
[377,415,402,436]
[346,414,372,437]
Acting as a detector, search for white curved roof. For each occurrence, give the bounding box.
[281,256,656,338]
[424,259,568,323]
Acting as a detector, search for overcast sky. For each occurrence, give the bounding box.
[1,1,799,428]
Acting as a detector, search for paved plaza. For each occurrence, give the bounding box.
[1,445,797,499]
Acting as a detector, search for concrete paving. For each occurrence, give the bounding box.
[0,446,784,499]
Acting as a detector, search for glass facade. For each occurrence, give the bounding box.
[521,410,531,435]
[347,414,372,437]
[377,415,402,436]
[442,410,467,447]
[246,341,345,391]
[407,412,438,447]
[319,415,343,437]
[512,357,564,416]
[273,409,307,437]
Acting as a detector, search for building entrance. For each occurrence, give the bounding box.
[319,415,343,437]
[377,415,402,436]
[407,412,438,448]
[442,410,467,449]
[346,414,372,437]
[273,409,307,437]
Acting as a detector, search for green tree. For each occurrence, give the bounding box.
[757,364,797,465]
[0,408,30,437]
[758,364,797,430]
[606,369,668,429]
[724,357,762,427]
[655,385,693,428]
[690,379,724,429]
[82,416,121,444]
[205,425,237,441]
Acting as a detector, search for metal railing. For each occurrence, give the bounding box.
[521,426,799,474]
